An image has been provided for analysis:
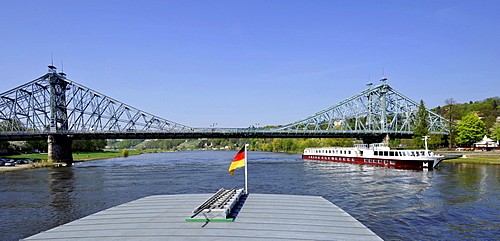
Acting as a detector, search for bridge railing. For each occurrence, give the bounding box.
[0,127,436,141]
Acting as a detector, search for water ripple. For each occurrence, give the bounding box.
[1,151,499,241]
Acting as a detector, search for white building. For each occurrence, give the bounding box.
[474,135,498,150]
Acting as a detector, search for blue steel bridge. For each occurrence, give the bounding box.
[0,66,448,162]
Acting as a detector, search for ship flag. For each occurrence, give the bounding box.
[228,144,249,194]
[229,146,246,175]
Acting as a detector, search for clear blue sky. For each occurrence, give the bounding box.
[1,0,499,128]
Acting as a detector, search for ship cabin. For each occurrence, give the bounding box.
[304,143,435,158]
[355,143,433,157]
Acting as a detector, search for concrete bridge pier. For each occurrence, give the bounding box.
[47,135,73,166]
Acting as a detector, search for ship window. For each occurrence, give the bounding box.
[384,160,388,164]
[390,161,395,164]
[389,151,394,156]
[348,151,351,154]
[383,151,388,156]
[359,151,363,156]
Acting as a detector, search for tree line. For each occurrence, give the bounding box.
[432,97,500,146]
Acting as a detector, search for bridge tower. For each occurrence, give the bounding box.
[47,65,73,165]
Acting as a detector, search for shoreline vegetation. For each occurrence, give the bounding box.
[1,148,499,173]
[0,149,167,173]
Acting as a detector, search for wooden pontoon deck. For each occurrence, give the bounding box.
[23,193,382,240]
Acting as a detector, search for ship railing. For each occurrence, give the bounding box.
[354,144,369,149]
[369,143,389,150]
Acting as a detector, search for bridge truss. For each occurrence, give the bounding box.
[0,66,192,140]
[0,68,449,141]
[277,78,449,138]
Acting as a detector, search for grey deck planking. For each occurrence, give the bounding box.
[23,193,382,241]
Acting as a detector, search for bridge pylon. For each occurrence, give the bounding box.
[47,134,73,165]
[47,65,73,165]
[277,78,449,139]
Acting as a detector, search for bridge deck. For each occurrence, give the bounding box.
[23,193,382,241]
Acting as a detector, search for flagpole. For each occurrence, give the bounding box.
[244,143,249,195]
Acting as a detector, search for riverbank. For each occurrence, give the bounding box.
[0,150,169,173]
[0,162,67,173]
[437,149,500,165]
[2,149,499,173]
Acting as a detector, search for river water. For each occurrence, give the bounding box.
[1,151,499,241]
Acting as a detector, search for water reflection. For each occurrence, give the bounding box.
[300,160,500,240]
[432,163,500,239]
[48,167,79,225]
[2,152,500,241]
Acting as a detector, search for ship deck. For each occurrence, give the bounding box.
[23,193,382,241]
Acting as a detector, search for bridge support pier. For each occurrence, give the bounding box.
[48,135,73,166]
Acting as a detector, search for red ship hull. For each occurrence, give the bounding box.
[302,154,437,170]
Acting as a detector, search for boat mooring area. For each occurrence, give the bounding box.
[23,193,382,240]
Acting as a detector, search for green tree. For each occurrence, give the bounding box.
[0,141,9,149]
[456,114,487,146]
[271,138,283,152]
[122,148,129,157]
[26,140,48,152]
[73,139,107,151]
[428,134,445,148]
[492,122,500,141]
[413,100,429,147]
[443,98,458,147]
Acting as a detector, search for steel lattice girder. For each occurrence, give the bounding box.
[278,81,449,135]
[1,71,449,138]
[0,71,192,134]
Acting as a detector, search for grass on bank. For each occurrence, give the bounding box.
[6,149,167,162]
[443,156,500,165]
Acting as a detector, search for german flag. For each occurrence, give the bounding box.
[228,146,246,175]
